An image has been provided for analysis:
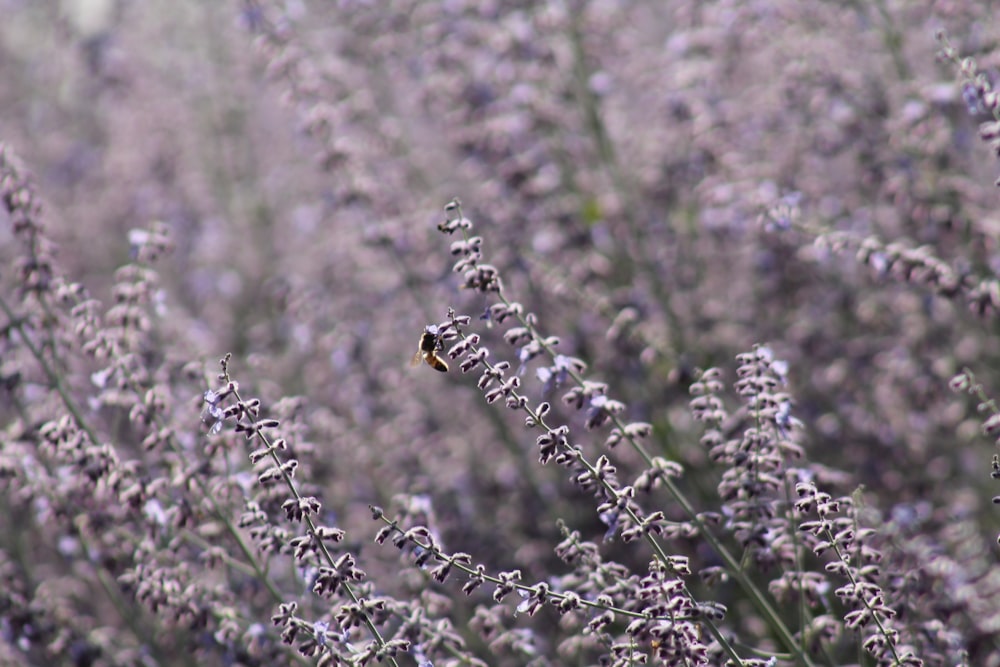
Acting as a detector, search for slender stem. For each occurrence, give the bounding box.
[221,366,400,667]
[0,295,102,447]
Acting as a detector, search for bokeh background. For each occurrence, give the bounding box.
[2,0,1000,665]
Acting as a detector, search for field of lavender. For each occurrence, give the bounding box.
[2,2,1000,665]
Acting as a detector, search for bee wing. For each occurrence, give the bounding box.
[410,350,424,367]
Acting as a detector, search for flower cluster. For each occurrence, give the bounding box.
[3,2,1000,666]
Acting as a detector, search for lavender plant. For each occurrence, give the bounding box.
[2,1,1000,666]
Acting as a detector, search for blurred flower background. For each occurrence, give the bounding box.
[1,1,1000,665]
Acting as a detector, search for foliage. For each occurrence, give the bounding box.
[1,1,1000,665]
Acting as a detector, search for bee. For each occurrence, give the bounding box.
[411,325,449,372]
